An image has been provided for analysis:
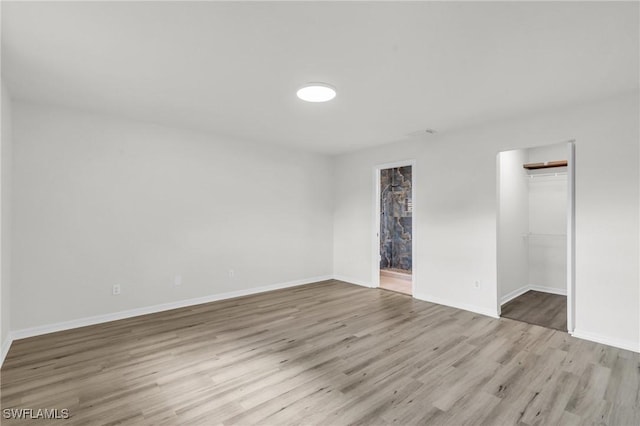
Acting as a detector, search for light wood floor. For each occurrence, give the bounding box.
[379,274,412,295]
[501,290,567,331]
[2,280,638,425]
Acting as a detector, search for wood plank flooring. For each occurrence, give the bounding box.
[501,290,567,331]
[379,274,412,295]
[2,280,638,425]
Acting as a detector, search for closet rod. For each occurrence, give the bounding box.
[528,171,567,178]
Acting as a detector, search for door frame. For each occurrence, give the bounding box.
[372,160,416,295]
[566,141,575,333]
[495,140,575,333]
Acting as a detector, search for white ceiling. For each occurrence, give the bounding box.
[2,1,638,154]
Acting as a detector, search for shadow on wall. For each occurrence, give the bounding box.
[380,166,412,272]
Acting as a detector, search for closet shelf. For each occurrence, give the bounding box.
[523,160,567,170]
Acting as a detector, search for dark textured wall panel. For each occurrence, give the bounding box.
[380,166,412,271]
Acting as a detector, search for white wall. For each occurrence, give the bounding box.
[1,82,12,356]
[11,101,333,331]
[333,91,639,351]
[527,143,568,165]
[6,92,639,353]
[497,149,529,303]
[527,144,567,294]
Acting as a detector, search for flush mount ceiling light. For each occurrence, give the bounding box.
[296,83,336,102]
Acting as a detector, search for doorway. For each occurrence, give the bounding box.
[496,141,575,332]
[375,162,414,296]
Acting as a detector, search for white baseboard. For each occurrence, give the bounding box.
[333,275,374,288]
[413,292,500,319]
[529,284,567,296]
[571,329,639,353]
[1,335,12,366]
[500,286,530,305]
[10,275,333,342]
[500,284,567,305]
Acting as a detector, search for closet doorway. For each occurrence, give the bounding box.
[374,161,415,296]
[497,141,575,332]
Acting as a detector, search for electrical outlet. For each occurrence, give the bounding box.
[229,269,235,279]
[174,275,182,287]
[474,280,480,289]
[112,284,121,295]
